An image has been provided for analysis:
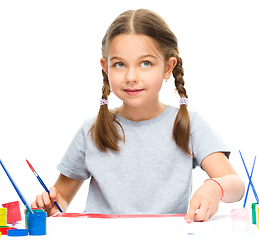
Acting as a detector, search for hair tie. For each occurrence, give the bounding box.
[100,99,109,106]
[179,97,188,106]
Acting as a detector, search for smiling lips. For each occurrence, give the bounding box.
[124,89,144,96]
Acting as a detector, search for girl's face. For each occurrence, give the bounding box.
[101,34,177,112]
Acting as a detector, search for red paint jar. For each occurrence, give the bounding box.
[2,201,22,224]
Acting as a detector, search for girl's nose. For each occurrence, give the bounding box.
[125,67,139,83]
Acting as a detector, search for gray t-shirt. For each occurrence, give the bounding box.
[57,105,230,214]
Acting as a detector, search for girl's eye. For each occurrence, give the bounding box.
[141,61,151,68]
[115,62,125,68]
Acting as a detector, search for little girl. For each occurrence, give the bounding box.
[32,9,244,223]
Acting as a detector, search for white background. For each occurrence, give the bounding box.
[0,0,258,216]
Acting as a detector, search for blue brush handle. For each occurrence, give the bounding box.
[243,156,256,208]
[239,151,259,204]
[37,175,63,213]
[0,159,34,214]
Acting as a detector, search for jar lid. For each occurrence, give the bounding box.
[2,201,19,207]
[0,208,7,213]
[25,208,44,213]
[7,229,28,236]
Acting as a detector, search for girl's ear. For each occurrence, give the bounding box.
[100,57,109,76]
[164,57,177,80]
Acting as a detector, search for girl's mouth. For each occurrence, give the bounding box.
[124,89,144,96]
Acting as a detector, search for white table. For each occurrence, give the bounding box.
[1,214,259,239]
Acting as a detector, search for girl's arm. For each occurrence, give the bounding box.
[185,152,245,223]
[31,174,84,216]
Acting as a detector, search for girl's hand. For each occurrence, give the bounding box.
[185,179,222,223]
[185,152,245,223]
[31,186,60,216]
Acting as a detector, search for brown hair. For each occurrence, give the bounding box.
[90,9,191,155]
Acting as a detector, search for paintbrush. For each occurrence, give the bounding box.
[239,150,259,204]
[26,159,63,212]
[243,156,256,208]
[0,159,34,214]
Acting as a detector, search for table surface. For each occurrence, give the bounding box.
[1,214,259,239]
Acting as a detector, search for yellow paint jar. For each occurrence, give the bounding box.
[0,208,7,226]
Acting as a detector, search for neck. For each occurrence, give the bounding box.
[118,101,167,121]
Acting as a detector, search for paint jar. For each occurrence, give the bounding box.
[2,201,22,224]
[0,208,7,226]
[231,208,249,231]
[25,209,46,235]
[251,203,258,225]
[25,208,45,230]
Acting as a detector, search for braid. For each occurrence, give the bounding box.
[172,57,192,156]
[89,70,125,152]
[101,69,111,99]
[173,57,188,98]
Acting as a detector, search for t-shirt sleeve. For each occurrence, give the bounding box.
[57,125,91,181]
[191,112,230,168]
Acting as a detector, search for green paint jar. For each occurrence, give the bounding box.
[252,203,258,224]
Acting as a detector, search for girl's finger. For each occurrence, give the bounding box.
[41,191,52,209]
[49,186,58,202]
[35,194,45,209]
[31,200,38,209]
[185,200,200,223]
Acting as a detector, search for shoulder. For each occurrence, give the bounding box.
[167,105,199,119]
[82,108,118,128]
[82,116,96,127]
[167,105,202,125]
[68,116,96,139]
[189,110,200,121]
[81,115,97,130]
[188,111,210,130]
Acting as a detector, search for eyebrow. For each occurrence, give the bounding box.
[109,54,158,62]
